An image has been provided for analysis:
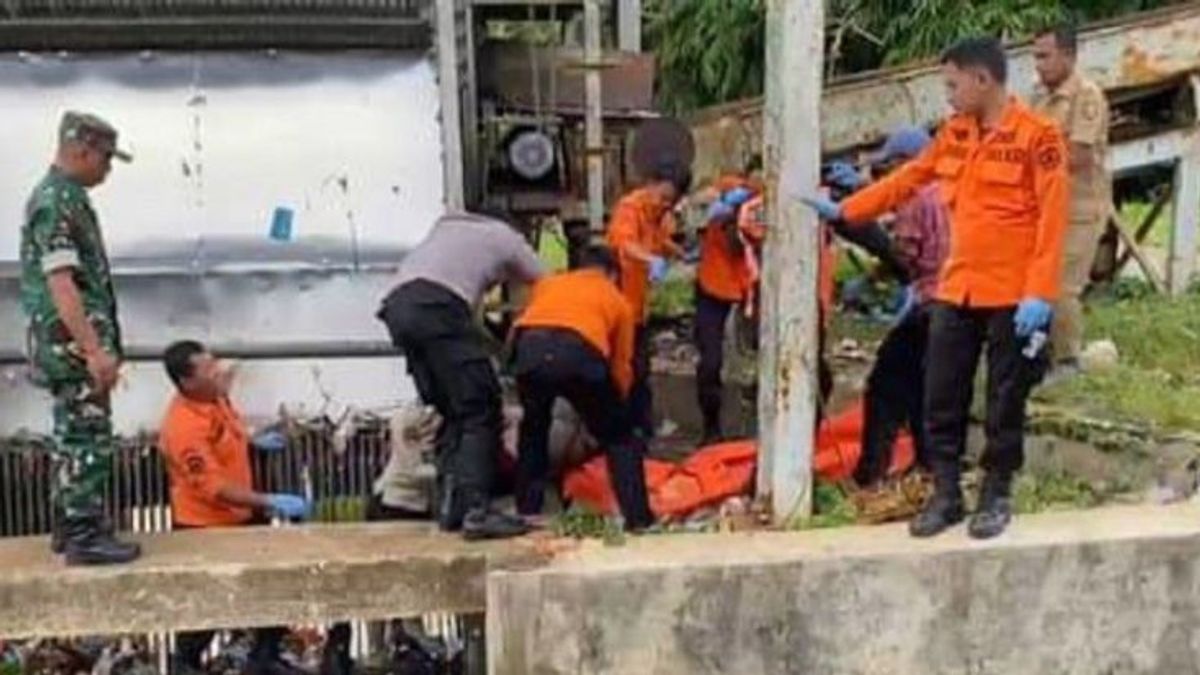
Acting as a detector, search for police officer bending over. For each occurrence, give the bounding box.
[377,211,543,540]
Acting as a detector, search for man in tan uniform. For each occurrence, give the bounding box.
[1032,24,1112,376]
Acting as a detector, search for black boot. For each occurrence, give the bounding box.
[435,474,465,532]
[461,508,530,541]
[969,473,1014,540]
[62,514,141,566]
[52,506,116,555]
[909,476,965,538]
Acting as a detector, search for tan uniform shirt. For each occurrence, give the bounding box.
[1032,72,1112,224]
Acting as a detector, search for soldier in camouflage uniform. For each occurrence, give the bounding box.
[20,111,140,565]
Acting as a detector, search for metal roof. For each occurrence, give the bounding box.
[0,0,431,50]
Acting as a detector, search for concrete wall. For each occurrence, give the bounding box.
[488,504,1200,675]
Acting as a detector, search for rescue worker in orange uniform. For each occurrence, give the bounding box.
[606,161,692,438]
[158,340,311,675]
[511,245,654,529]
[805,37,1069,540]
[694,174,759,443]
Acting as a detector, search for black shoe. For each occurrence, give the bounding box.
[909,492,965,538]
[52,509,116,555]
[969,475,1013,540]
[461,508,530,541]
[63,516,141,566]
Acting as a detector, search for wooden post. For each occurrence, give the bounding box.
[584,0,606,231]
[757,0,824,523]
[435,0,466,210]
[617,0,642,53]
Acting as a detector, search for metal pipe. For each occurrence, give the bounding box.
[583,0,605,233]
[0,340,398,366]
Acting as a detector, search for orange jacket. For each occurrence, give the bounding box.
[516,269,637,396]
[698,175,756,303]
[697,223,751,302]
[842,97,1069,306]
[606,187,677,322]
[159,394,255,528]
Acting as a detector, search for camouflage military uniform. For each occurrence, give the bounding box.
[20,167,122,520]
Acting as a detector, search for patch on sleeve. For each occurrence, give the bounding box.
[184,451,207,476]
[1035,131,1064,171]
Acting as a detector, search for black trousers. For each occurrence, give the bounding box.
[513,329,654,528]
[378,280,502,516]
[694,287,734,440]
[923,303,1047,491]
[629,324,655,438]
[855,307,931,486]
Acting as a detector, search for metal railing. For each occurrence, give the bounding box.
[0,421,392,538]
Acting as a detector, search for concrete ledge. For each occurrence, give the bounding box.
[0,523,542,639]
[488,505,1200,675]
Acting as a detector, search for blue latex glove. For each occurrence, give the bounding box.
[721,186,755,208]
[706,200,736,223]
[802,196,842,222]
[891,285,917,323]
[251,430,288,453]
[648,256,669,284]
[840,276,870,309]
[826,161,866,191]
[1013,298,1053,337]
[266,494,312,521]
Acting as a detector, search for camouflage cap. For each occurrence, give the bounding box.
[59,111,132,162]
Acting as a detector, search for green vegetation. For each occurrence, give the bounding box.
[315,496,367,523]
[1013,471,1103,514]
[646,0,1184,113]
[649,273,696,319]
[1035,290,1200,434]
[796,482,859,529]
[1118,200,1173,250]
[553,504,628,545]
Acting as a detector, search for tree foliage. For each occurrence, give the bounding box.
[646,0,1183,113]
[644,0,766,114]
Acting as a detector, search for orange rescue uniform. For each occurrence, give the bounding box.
[159,395,255,527]
[606,187,677,322]
[515,268,637,396]
[842,97,1070,306]
[697,175,757,303]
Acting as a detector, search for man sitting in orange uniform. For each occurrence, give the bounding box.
[158,340,311,675]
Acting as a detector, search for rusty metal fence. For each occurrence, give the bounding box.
[0,421,392,539]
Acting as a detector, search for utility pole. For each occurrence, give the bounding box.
[757,0,824,524]
[435,0,465,210]
[584,0,606,232]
